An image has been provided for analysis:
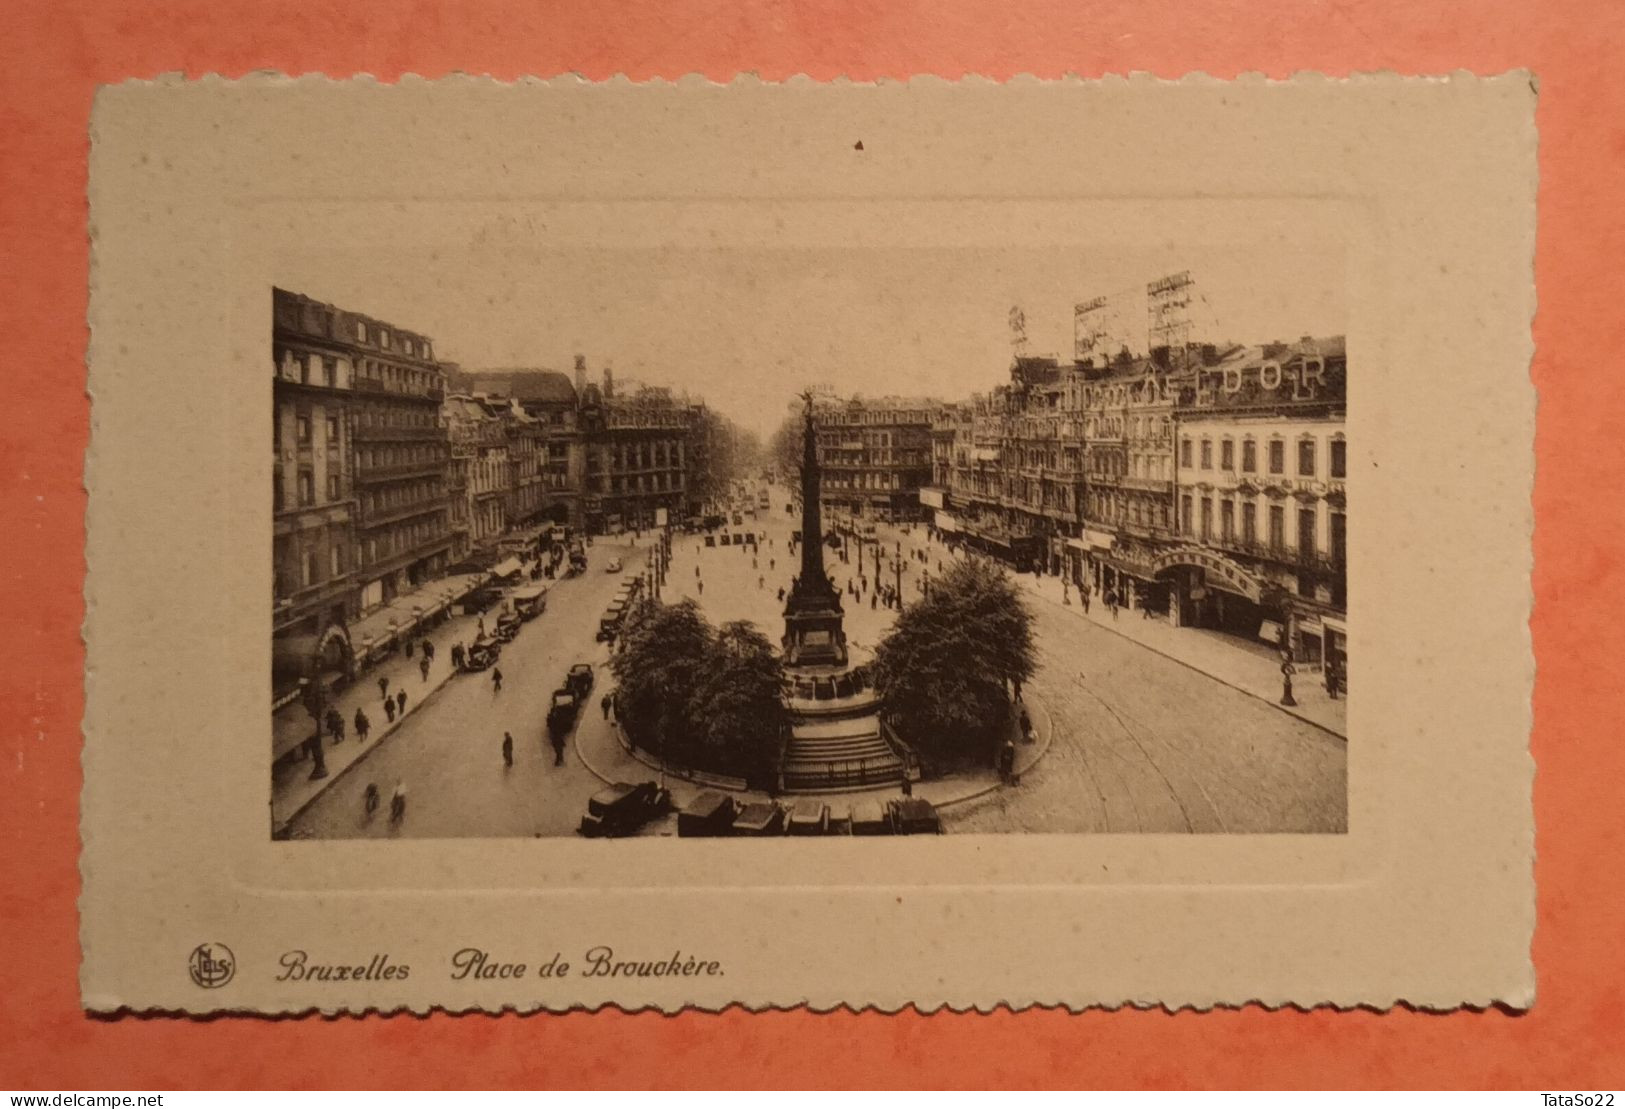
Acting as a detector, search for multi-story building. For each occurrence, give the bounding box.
[271,288,453,698]
[814,396,938,523]
[578,371,693,534]
[1074,350,1182,609]
[1171,336,1347,665]
[450,363,583,529]
[441,394,512,555]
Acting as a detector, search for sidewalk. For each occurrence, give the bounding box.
[571,680,1054,814]
[270,587,503,833]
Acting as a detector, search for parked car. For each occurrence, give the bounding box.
[788,801,829,836]
[462,635,500,671]
[677,790,738,837]
[511,584,548,620]
[463,585,505,614]
[546,689,580,737]
[566,663,594,699]
[494,610,522,643]
[731,802,786,836]
[577,781,672,838]
[605,558,623,573]
[888,797,943,834]
[850,801,894,836]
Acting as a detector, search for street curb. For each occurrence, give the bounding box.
[271,662,464,835]
[930,690,1057,811]
[1020,582,1349,742]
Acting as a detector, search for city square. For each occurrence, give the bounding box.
[273,271,1348,840]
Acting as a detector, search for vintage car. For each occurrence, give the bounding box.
[850,801,894,836]
[546,688,580,736]
[787,801,829,836]
[463,585,506,615]
[576,781,672,838]
[730,802,786,836]
[566,663,594,699]
[676,790,738,837]
[605,558,623,573]
[511,584,548,620]
[493,610,522,643]
[462,636,500,672]
[888,797,944,835]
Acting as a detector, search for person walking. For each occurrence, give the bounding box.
[395,689,407,716]
[870,591,877,610]
[697,579,704,596]
[601,692,613,720]
[383,698,396,724]
[326,707,344,745]
[492,667,503,694]
[389,781,407,823]
[502,731,514,768]
[451,643,464,670]
[354,707,371,744]
[1081,587,1091,615]
[758,575,765,590]
[695,564,700,578]
[999,737,1017,784]
[423,640,434,663]
[419,654,431,682]
[378,675,390,701]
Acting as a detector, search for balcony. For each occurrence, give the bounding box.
[360,498,448,529]
[355,424,445,442]
[1119,475,1174,494]
[356,461,443,484]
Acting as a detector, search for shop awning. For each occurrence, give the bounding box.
[934,511,958,533]
[491,557,524,579]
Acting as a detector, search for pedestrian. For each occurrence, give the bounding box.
[695,564,700,578]
[752,556,758,569]
[870,591,877,610]
[1326,657,1342,700]
[419,654,431,682]
[1081,588,1091,615]
[778,587,787,602]
[383,698,396,724]
[1140,588,1151,619]
[999,737,1017,783]
[404,637,413,659]
[451,643,464,670]
[492,667,503,693]
[697,580,704,595]
[1019,706,1033,742]
[364,782,379,816]
[389,781,407,823]
[477,616,485,636]
[396,689,407,716]
[423,640,434,662]
[354,707,370,743]
[502,731,514,768]
[770,558,775,570]
[601,692,613,720]
[326,707,344,744]
[758,575,765,590]
[1012,677,1023,702]
[378,675,390,700]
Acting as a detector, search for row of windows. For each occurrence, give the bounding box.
[1181,435,1347,479]
[611,472,677,494]
[1179,494,1347,558]
[358,444,443,470]
[358,402,438,430]
[360,480,444,518]
[352,321,431,361]
[1085,491,1173,529]
[274,469,343,511]
[370,518,446,562]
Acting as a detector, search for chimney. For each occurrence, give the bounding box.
[603,365,615,398]
[573,354,586,395]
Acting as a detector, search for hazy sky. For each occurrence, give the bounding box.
[275,242,1346,439]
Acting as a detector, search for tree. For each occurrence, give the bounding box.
[610,602,788,784]
[688,621,790,784]
[871,557,1035,768]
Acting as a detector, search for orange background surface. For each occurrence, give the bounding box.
[1,0,1620,1089]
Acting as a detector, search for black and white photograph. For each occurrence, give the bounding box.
[269,247,1349,840]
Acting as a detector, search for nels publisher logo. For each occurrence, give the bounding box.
[188,942,236,989]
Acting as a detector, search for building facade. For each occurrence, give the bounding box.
[579,374,694,534]
[813,396,937,523]
[271,288,453,696]
[1171,337,1347,665]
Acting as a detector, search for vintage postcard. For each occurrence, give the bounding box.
[81,74,1535,1013]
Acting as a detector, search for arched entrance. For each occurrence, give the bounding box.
[1151,546,1286,648]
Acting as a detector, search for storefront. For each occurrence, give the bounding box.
[1151,546,1281,645]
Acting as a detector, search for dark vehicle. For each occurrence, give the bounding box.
[462,635,500,671]
[731,802,786,836]
[788,801,829,836]
[677,790,738,837]
[546,688,581,736]
[596,605,625,643]
[511,584,548,620]
[494,610,522,643]
[577,781,673,838]
[850,801,894,836]
[463,585,505,614]
[888,798,943,835]
[566,663,594,699]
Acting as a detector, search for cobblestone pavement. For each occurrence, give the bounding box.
[947,592,1347,834]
